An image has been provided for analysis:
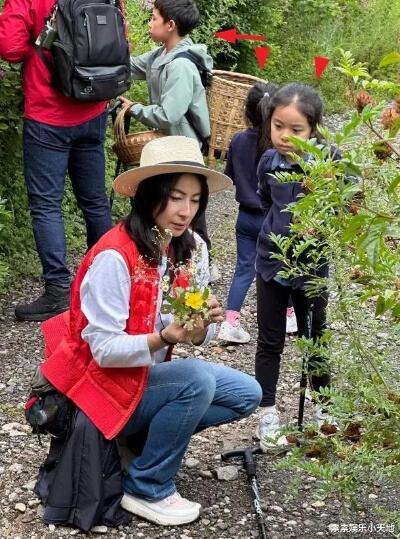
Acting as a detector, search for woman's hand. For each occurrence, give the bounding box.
[205,294,224,325]
[161,322,191,344]
[150,296,224,351]
[186,295,223,346]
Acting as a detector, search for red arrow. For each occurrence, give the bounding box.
[255,46,270,70]
[215,28,266,44]
[314,56,330,79]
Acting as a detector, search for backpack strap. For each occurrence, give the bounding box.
[36,47,53,72]
[174,51,212,88]
[172,51,211,152]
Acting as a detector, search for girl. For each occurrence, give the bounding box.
[218,82,276,343]
[255,84,331,446]
[36,136,262,528]
[219,82,297,344]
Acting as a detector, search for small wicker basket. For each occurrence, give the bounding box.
[112,105,165,165]
[207,70,266,164]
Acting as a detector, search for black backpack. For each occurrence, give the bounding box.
[37,0,131,102]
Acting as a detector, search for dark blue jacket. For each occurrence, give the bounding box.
[224,128,263,210]
[255,148,330,287]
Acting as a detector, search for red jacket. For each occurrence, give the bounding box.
[41,224,175,439]
[0,0,106,126]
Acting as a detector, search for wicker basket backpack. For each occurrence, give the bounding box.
[206,70,266,164]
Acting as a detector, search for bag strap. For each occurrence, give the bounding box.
[35,47,53,71]
[171,52,210,150]
[173,51,211,84]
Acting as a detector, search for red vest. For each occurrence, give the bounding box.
[41,223,174,439]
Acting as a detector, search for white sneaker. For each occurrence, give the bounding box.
[286,307,298,334]
[218,321,250,344]
[256,410,292,453]
[255,410,280,440]
[121,491,201,526]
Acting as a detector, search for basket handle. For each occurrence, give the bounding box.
[113,103,132,147]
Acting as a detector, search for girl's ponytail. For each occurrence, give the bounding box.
[256,90,276,159]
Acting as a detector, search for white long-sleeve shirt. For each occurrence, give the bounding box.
[80,237,215,368]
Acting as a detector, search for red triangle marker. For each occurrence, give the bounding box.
[215,28,266,45]
[215,28,237,44]
[255,46,270,70]
[314,56,330,79]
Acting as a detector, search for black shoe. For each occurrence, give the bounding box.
[15,284,70,322]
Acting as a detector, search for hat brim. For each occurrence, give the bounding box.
[112,162,232,197]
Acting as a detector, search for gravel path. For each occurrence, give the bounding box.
[0,113,399,538]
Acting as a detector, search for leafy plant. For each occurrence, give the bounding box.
[267,51,400,528]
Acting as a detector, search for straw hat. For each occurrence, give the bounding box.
[113,136,232,197]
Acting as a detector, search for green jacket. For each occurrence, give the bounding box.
[130,37,212,143]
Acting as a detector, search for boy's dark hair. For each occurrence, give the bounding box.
[154,0,200,36]
[124,172,209,265]
[244,81,279,159]
[259,83,324,155]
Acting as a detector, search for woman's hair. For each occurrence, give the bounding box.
[244,81,279,159]
[124,172,209,265]
[259,83,324,155]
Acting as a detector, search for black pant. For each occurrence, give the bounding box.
[255,275,330,407]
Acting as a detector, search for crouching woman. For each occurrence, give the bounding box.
[37,136,262,527]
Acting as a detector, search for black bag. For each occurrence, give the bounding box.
[25,366,73,439]
[34,410,131,531]
[37,0,131,102]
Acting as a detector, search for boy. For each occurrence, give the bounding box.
[129,0,215,273]
[129,0,211,144]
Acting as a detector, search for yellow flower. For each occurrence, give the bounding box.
[185,291,203,310]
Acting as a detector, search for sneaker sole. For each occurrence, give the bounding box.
[260,442,293,455]
[14,305,68,322]
[217,332,250,344]
[120,495,201,526]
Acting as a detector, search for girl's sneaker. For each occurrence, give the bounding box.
[218,321,250,344]
[286,307,298,334]
[256,410,291,453]
[255,409,280,440]
[121,491,201,526]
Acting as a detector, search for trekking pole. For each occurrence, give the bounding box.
[221,446,268,539]
[297,296,313,431]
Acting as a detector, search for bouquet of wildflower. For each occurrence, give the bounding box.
[161,244,212,331]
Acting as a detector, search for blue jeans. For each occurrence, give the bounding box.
[23,113,112,287]
[120,359,262,500]
[227,208,265,312]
